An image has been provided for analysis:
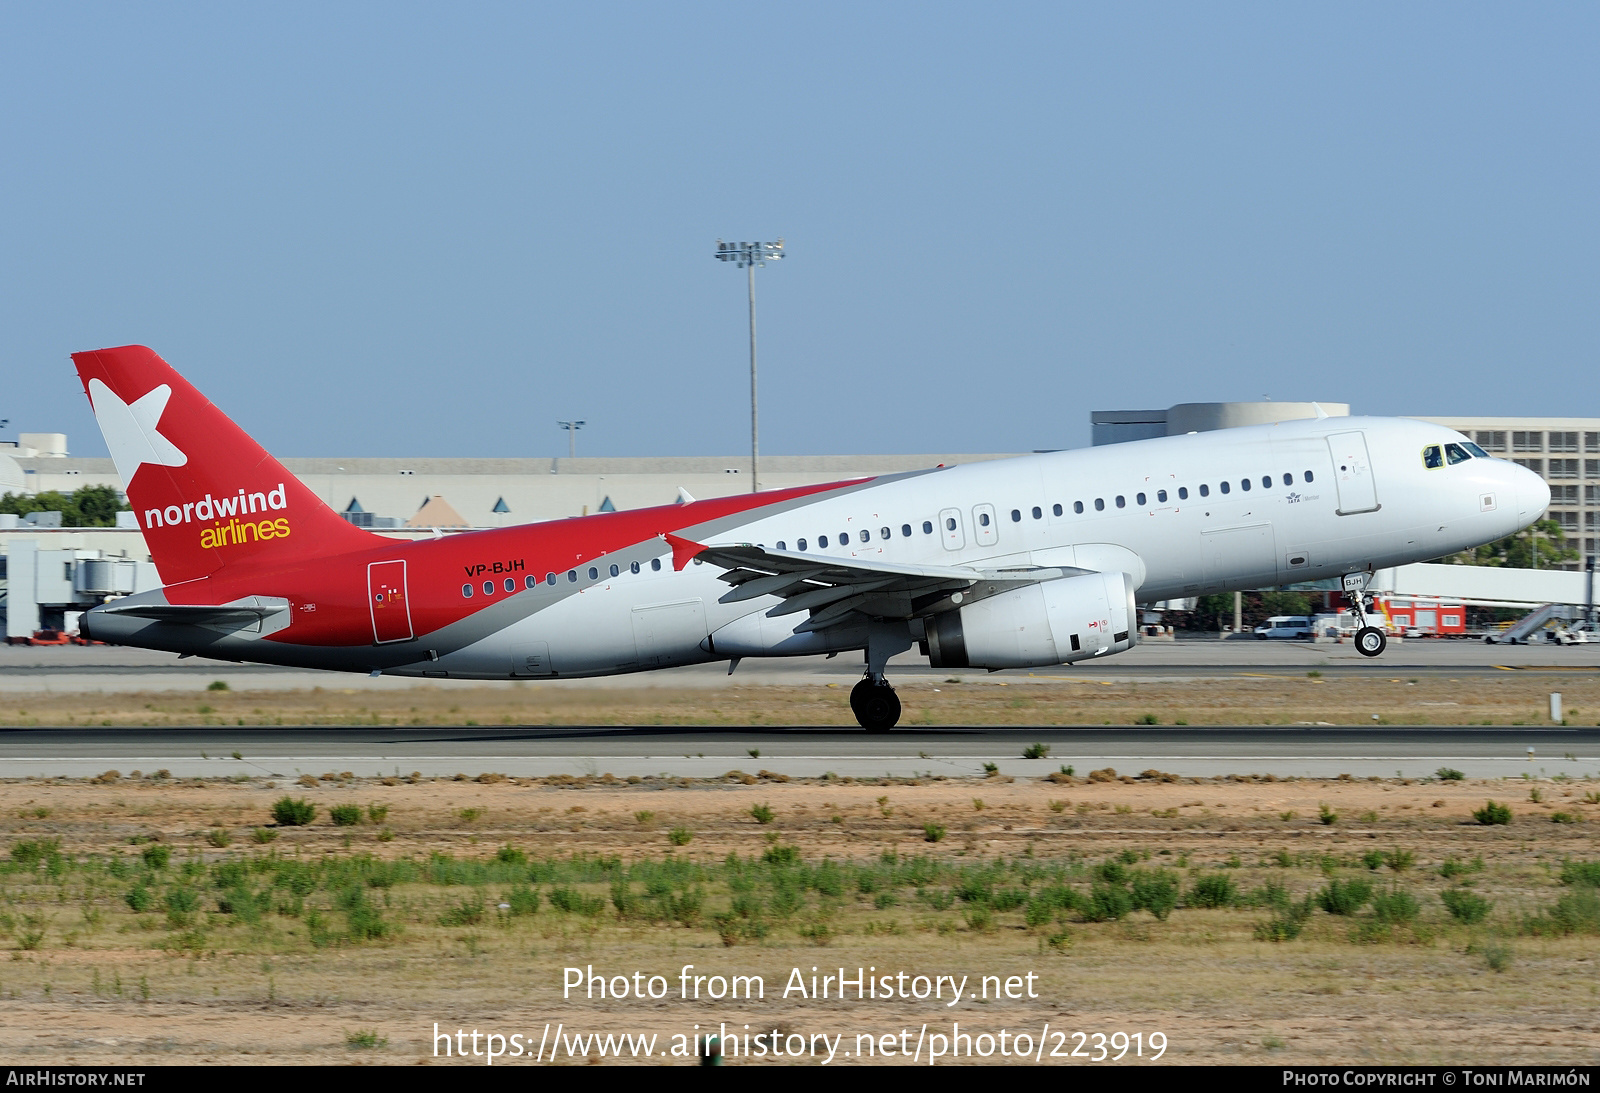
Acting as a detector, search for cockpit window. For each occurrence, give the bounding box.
[1445,442,1471,465]
[1422,445,1444,470]
[1463,441,1490,459]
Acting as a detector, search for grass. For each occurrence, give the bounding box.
[749,803,775,824]
[1474,801,1513,826]
[1021,742,1051,759]
[345,1029,387,1050]
[668,827,693,846]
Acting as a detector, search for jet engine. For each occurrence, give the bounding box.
[921,571,1136,669]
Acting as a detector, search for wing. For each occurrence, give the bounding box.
[669,535,1084,634]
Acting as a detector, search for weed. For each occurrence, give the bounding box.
[1441,889,1492,924]
[271,797,316,827]
[1362,850,1385,871]
[748,748,760,760]
[982,762,999,775]
[1370,887,1420,925]
[345,1029,387,1050]
[1134,713,1159,725]
[140,844,171,870]
[634,810,655,826]
[366,804,389,825]
[1435,767,1465,781]
[1318,804,1338,826]
[1559,860,1600,887]
[972,798,984,811]
[1131,870,1179,921]
[10,838,61,866]
[1316,878,1374,916]
[750,803,774,825]
[457,808,483,823]
[1188,873,1237,909]
[440,900,485,927]
[1061,765,1075,777]
[923,823,947,843]
[762,843,800,866]
[1049,800,1067,813]
[207,680,229,692]
[125,885,155,912]
[547,887,606,917]
[1529,787,1544,803]
[1022,742,1051,760]
[1481,940,1514,972]
[251,827,278,844]
[1473,801,1513,826]
[1307,670,1322,679]
[668,827,693,846]
[1384,849,1415,872]
[204,829,231,848]
[329,804,362,827]
[1551,811,1579,824]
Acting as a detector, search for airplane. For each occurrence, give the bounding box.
[72,345,1549,730]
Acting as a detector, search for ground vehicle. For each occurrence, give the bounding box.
[1253,615,1314,639]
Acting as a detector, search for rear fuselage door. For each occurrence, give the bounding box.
[367,560,413,644]
[1327,431,1380,515]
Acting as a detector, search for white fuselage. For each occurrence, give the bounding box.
[422,416,1547,680]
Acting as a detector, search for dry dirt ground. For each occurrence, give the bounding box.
[2,670,1599,727]
[0,771,1597,1067]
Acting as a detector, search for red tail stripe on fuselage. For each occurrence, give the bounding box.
[168,480,869,647]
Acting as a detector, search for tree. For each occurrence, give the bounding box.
[0,485,129,527]
[1438,518,1577,570]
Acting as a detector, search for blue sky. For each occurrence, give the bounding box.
[3,3,1596,459]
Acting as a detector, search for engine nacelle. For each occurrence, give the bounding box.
[922,571,1136,669]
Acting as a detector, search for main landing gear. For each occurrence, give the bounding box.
[1343,572,1387,659]
[851,677,901,733]
[852,620,913,731]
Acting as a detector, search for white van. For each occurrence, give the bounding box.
[1254,615,1314,640]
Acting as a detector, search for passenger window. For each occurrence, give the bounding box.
[979,512,991,527]
[1262,476,1271,489]
[1199,484,1210,497]
[651,558,661,571]
[1304,471,1314,483]
[840,531,848,544]
[1178,487,1188,500]
[568,570,577,582]
[1074,501,1084,514]
[1240,478,1250,491]
[546,572,556,585]
[819,535,829,548]
[609,564,620,577]
[1010,509,1021,522]
[483,581,494,596]
[1445,443,1470,465]
[1032,506,1042,519]
[505,578,516,592]
[1283,473,1292,486]
[1136,492,1146,506]
[880,527,890,539]
[588,567,599,580]
[922,521,934,534]
[1157,489,1167,503]
[1052,504,1062,516]
[525,575,537,589]
[1115,495,1125,508]
[1094,498,1105,511]
[798,538,807,550]
[1220,481,1230,495]
[901,524,912,537]
[630,562,640,574]
[462,583,473,598]
[1423,445,1444,469]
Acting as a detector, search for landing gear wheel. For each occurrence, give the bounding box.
[850,678,902,732]
[1355,626,1387,658]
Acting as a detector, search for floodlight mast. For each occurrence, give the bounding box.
[556,420,585,460]
[714,239,784,493]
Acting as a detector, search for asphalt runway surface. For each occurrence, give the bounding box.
[3,642,1598,779]
[2,723,1596,782]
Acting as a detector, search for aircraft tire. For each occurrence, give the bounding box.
[851,678,901,732]
[1355,626,1387,658]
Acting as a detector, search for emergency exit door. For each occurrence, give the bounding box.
[368,560,414,644]
[1327,431,1381,515]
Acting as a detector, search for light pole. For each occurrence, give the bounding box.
[556,420,585,460]
[714,238,784,492]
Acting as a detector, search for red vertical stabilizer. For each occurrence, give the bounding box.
[72,345,376,585]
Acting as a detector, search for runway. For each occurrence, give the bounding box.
[3,723,1596,782]
[3,638,1599,695]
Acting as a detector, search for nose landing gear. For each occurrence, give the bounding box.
[1343,571,1387,658]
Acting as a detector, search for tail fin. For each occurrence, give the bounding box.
[72,345,376,585]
